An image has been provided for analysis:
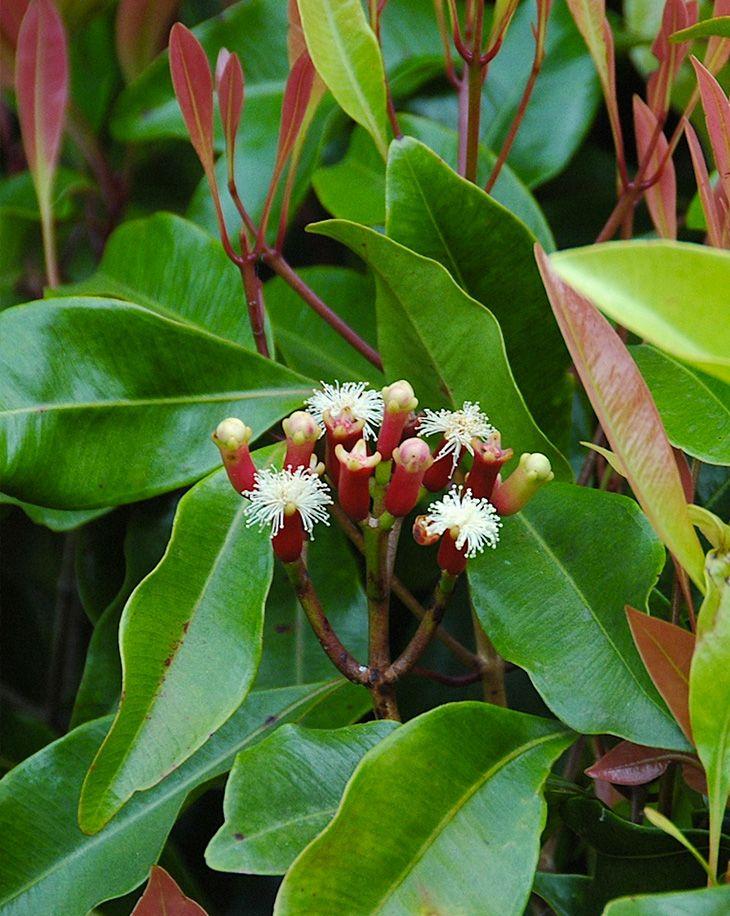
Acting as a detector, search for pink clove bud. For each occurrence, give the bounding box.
[212,418,256,493]
[377,380,418,460]
[491,453,553,516]
[464,432,513,500]
[384,438,433,517]
[324,410,365,486]
[283,410,321,469]
[335,439,381,521]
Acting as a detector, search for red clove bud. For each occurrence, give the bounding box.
[377,380,418,460]
[212,418,256,493]
[384,438,433,517]
[283,410,321,470]
[335,439,381,521]
[464,432,513,499]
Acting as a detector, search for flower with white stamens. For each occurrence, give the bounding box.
[244,467,332,537]
[418,401,494,471]
[424,486,501,557]
[305,381,384,440]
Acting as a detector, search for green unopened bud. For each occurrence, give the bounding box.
[491,452,553,516]
[212,417,252,452]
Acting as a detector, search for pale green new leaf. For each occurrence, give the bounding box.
[603,885,730,914]
[690,548,730,878]
[550,242,730,384]
[297,0,388,157]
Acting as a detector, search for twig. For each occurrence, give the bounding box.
[471,607,507,706]
[410,666,482,686]
[262,249,383,369]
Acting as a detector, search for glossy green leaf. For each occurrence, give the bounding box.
[0,494,109,532]
[562,796,730,908]
[632,345,730,466]
[550,241,730,385]
[207,722,397,874]
[536,246,706,592]
[255,522,369,690]
[0,167,90,222]
[0,297,311,508]
[264,266,383,387]
[469,484,688,750]
[78,460,277,834]
[532,873,593,916]
[690,548,730,878]
[0,680,357,915]
[408,1,601,187]
[385,138,569,445]
[671,16,730,41]
[310,220,571,481]
[312,115,555,250]
[297,0,388,158]
[53,213,256,348]
[604,885,730,914]
[71,497,177,727]
[276,703,572,915]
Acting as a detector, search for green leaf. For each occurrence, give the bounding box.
[632,345,730,466]
[0,680,358,915]
[0,167,91,222]
[312,115,555,250]
[0,494,109,532]
[532,873,593,916]
[276,703,573,914]
[309,220,571,481]
[469,484,688,750]
[264,266,383,386]
[77,460,277,834]
[550,241,730,385]
[255,522,369,690]
[604,885,730,915]
[690,549,730,879]
[53,213,256,348]
[207,722,397,874]
[385,138,569,445]
[297,0,388,158]
[671,16,730,42]
[71,497,177,727]
[0,297,311,508]
[562,796,730,908]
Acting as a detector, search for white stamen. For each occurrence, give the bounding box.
[424,486,501,557]
[418,401,494,472]
[305,381,384,441]
[244,467,332,537]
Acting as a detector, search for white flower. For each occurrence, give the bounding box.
[424,486,501,557]
[305,381,384,440]
[244,467,332,536]
[418,401,494,472]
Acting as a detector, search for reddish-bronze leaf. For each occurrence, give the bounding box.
[586,740,671,786]
[682,761,709,795]
[131,866,208,916]
[648,0,696,115]
[168,22,214,174]
[626,606,695,743]
[535,247,706,591]
[633,95,676,239]
[287,0,306,66]
[14,0,68,189]
[216,48,244,173]
[692,56,730,205]
[115,0,180,83]
[705,0,730,73]
[685,119,723,247]
[274,51,316,178]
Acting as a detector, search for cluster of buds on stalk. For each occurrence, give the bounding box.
[212,380,554,576]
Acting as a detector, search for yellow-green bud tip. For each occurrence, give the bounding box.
[213,418,252,450]
[382,380,418,414]
[519,452,553,483]
[283,410,321,445]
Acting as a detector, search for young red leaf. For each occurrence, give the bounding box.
[586,740,671,786]
[685,118,723,247]
[705,0,730,74]
[692,56,730,204]
[535,247,706,591]
[682,761,709,795]
[633,95,676,239]
[216,48,244,182]
[168,22,215,175]
[0,0,29,85]
[275,51,316,178]
[648,0,696,115]
[626,606,695,743]
[287,0,306,66]
[131,866,208,916]
[115,0,180,83]
[15,0,68,190]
